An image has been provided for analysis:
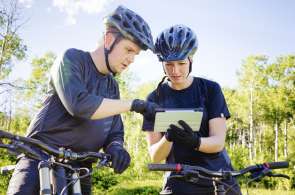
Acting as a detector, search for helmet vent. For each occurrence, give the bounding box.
[143,26,149,36]
[133,21,141,32]
[122,21,130,28]
[186,32,191,38]
[135,14,143,22]
[188,40,195,48]
[126,12,132,20]
[112,14,121,21]
[168,36,173,45]
[169,28,174,33]
[178,30,183,39]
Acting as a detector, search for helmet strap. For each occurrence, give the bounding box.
[104,33,123,76]
[161,62,167,75]
[104,48,115,75]
[156,75,167,103]
[187,57,192,77]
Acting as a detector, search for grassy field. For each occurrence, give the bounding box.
[1,178,294,194]
[91,179,295,195]
[241,188,295,195]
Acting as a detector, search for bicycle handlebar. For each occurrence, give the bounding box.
[0,129,110,162]
[148,161,289,178]
[264,161,289,169]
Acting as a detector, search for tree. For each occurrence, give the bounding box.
[0,0,27,79]
[237,55,268,162]
[262,55,295,160]
[24,52,56,109]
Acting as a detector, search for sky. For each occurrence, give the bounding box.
[9,0,295,88]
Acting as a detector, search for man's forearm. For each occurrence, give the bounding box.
[91,98,132,119]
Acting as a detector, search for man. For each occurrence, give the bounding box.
[7,5,157,194]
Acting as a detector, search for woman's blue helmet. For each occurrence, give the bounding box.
[155,24,198,62]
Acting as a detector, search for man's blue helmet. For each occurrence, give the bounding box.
[155,24,198,61]
[104,5,154,52]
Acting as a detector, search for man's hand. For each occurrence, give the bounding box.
[106,144,130,174]
[131,99,159,120]
[165,120,201,150]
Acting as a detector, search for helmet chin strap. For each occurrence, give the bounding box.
[104,34,123,76]
[187,57,192,78]
[104,48,115,75]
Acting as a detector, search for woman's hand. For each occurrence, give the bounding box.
[165,120,201,150]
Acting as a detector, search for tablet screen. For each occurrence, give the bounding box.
[153,108,203,132]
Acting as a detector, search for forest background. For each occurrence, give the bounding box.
[0,1,294,194]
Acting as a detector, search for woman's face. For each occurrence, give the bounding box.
[163,58,190,86]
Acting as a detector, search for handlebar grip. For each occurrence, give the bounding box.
[264,161,289,169]
[148,164,182,172]
[0,130,15,139]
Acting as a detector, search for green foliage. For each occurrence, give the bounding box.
[107,186,160,195]
[0,0,27,79]
[227,145,248,170]
[24,52,56,107]
[1,53,295,193]
[91,168,119,191]
[0,150,16,194]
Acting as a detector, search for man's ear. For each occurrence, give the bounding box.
[104,32,115,50]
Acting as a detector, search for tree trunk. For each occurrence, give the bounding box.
[274,118,279,161]
[249,87,254,162]
[284,120,288,158]
[257,125,261,153]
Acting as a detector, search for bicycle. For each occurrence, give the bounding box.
[148,161,290,195]
[0,129,111,195]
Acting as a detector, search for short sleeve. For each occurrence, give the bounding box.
[141,91,157,131]
[207,82,230,120]
[50,49,103,119]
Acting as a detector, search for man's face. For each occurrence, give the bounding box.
[108,38,141,74]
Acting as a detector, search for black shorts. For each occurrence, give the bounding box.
[164,177,242,195]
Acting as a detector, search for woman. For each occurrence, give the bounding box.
[142,25,241,195]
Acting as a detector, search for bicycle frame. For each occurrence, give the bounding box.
[0,129,111,195]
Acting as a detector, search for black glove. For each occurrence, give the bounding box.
[105,144,130,174]
[131,99,159,120]
[165,120,201,150]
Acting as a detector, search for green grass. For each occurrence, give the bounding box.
[1,177,295,194]
[241,188,295,195]
[92,179,295,195]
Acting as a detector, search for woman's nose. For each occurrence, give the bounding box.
[171,65,179,73]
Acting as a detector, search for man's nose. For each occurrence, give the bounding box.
[127,54,135,64]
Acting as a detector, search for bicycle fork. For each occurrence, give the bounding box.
[38,161,82,195]
[213,180,225,195]
[38,161,52,195]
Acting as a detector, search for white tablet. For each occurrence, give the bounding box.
[154,108,203,132]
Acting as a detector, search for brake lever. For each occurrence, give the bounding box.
[250,168,272,182]
[266,172,290,179]
[96,154,111,168]
[168,170,201,183]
